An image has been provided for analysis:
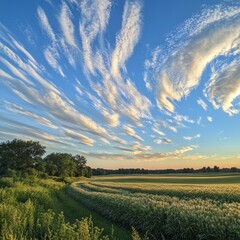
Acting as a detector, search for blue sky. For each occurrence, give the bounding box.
[0,0,240,169]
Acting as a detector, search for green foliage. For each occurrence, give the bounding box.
[0,178,111,240]
[44,153,92,178]
[45,153,76,177]
[0,139,45,174]
[0,139,92,178]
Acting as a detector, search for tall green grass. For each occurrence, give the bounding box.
[0,177,142,240]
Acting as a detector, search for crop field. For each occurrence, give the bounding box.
[70,173,240,240]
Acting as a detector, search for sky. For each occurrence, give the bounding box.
[0,0,240,169]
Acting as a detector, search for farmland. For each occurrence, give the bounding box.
[70,173,240,240]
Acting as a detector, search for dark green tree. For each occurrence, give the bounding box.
[74,154,87,176]
[44,153,76,177]
[82,166,92,178]
[0,139,45,174]
[213,165,220,172]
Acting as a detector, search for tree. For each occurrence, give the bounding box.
[0,139,45,174]
[82,166,92,178]
[44,153,76,177]
[74,155,87,176]
[213,165,220,172]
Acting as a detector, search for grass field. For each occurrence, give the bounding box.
[0,177,132,240]
[70,173,240,240]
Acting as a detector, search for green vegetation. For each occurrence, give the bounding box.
[0,139,91,178]
[1,139,240,239]
[0,176,134,239]
[70,174,240,240]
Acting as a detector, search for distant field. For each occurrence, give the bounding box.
[70,173,240,240]
[92,173,240,184]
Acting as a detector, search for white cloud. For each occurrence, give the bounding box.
[183,134,200,141]
[86,91,120,127]
[207,116,213,122]
[78,1,151,127]
[0,40,61,94]
[115,146,140,155]
[173,113,194,124]
[154,138,172,144]
[87,145,198,161]
[5,102,58,130]
[174,145,198,154]
[205,59,240,115]
[59,2,76,47]
[116,142,151,155]
[152,6,240,112]
[123,125,143,141]
[152,127,165,136]
[0,57,32,85]
[156,120,178,133]
[79,0,111,74]
[64,129,95,146]
[197,117,202,125]
[197,98,207,111]
[44,47,65,77]
[102,110,119,127]
[111,0,142,79]
[132,142,151,152]
[100,137,110,145]
[37,7,56,42]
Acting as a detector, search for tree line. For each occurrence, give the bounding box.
[0,139,91,178]
[92,166,240,175]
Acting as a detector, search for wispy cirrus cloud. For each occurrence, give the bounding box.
[197,98,208,111]
[123,125,143,141]
[0,29,126,147]
[79,0,112,74]
[154,138,172,144]
[78,0,151,127]
[183,134,200,141]
[64,129,95,146]
[146,5,240,113]
[37,7,56,42]
[205,58,240,115]
[87,144,198,162]
[111,0,142,80]
[4,102,58,130]
[59,2,77,47]
[44,47,65,77]
[152,127,165,137]
[115,142,151,155]
[174,145,198,154]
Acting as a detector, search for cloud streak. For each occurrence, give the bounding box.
[148,5,240,113]
[123,125,143,141]
[111,0,142,79]
[59,2,76,47]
